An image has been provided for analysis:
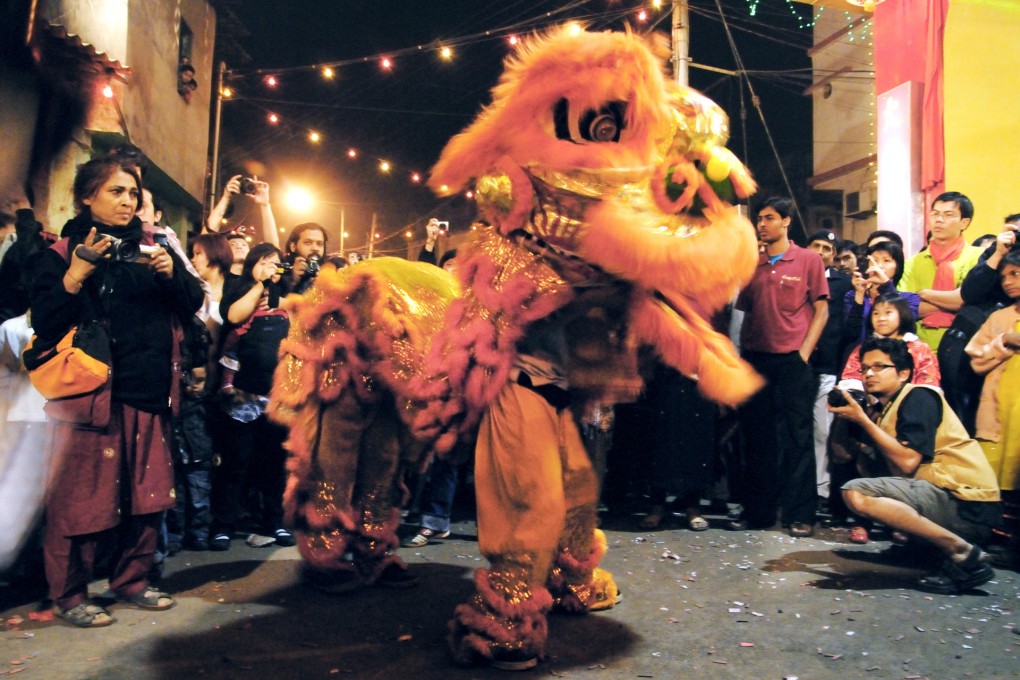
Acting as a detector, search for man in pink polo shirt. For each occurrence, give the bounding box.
[729,196,829,537]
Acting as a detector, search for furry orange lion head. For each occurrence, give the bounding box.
[430,24,760,317]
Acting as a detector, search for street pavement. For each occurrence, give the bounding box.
[2,510,1019,679]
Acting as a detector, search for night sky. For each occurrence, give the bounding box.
[214,1,814,254]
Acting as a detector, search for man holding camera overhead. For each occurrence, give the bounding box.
[829,336,1002,595]
[205,174,280,251]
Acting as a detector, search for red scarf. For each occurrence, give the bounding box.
[924,236,965,328]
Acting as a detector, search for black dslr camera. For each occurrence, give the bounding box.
[827,387,868,409]
[239,177,258,195]
[103,235,141,263]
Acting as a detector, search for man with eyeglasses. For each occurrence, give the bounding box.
[829,337,1002,595]
[900,192,985,351]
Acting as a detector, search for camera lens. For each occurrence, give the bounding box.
[306,254,321,277]
[240,178,257,195]
[102,235,140,263]
[827,388,848,408]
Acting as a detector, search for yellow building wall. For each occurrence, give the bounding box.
[944,0,1020,238]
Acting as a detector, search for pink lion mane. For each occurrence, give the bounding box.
[429,25,673,195]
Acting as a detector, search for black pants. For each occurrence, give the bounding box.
[737,351,819,526]
[211,413,288,535]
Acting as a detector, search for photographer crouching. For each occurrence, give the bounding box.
[828,337,1003,595]
[27,157,203,626]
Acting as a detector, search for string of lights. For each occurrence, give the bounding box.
[213,0,876,247]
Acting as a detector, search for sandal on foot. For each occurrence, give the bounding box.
[639,505,666,529]
[53,602,115,628]
[401,527,450,548]
[848,526,870,544]
[917,545,994,595]
[687,515,709,532]
[118,587,175,610]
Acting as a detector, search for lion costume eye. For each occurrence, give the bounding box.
[553,99,626,143]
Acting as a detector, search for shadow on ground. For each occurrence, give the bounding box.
[72,558,639,680]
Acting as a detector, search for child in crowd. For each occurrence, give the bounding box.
[966,248,1020,500]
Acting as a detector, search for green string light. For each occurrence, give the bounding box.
[743,0,852,30]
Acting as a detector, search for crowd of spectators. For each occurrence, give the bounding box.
[1,155,1018,625]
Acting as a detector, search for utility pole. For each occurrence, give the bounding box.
[367,212,377,259]
[340,208,346,255]
[672,0,690,86]
[208,60,227,213]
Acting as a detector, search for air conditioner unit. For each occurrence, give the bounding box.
[843,188,876,219]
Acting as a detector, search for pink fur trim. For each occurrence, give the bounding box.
[429,27,671,195]
[629,295,764,406]
[407,232,573,454]
[578,203,758,314]
[448,567,555,664]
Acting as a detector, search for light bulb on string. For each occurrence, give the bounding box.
[405,230,413,239]
[507,35,519,46]
[410,172,421,184]
[379,160,391,173]
[465,190,474,199]
[637,9,648,22]
[309,131,321,143]
[264,75,278,88]
[652,0,663,9]
[322,66,335,79]
[439,45,453,61]
[347,148,358,159]
[267,113,279,124]
[380,57,393,71]
[221,87,233,98]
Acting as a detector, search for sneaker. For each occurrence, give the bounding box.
[184,537,209,551]
[209,533,231,551]
[490,650,539,671]
[401,527,450,548]
[274,528,296,547]
[246,533,276,548]
[376,563,419,589]
[917,545,995,594]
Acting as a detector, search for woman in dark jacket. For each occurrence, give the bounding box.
[208,243,293,550]
[29,157,203,627]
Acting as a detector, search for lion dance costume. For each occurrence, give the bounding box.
[269,26,764,668]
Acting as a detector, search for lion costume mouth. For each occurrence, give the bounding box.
[424,25,764,409]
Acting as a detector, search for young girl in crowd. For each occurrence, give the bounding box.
[843,241,921,346]
[966,248,1020,501]
[841,292,940,386]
